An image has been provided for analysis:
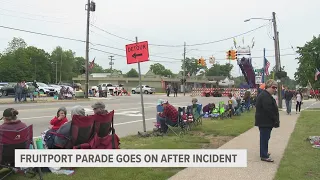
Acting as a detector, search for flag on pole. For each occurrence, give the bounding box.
[265,59,270,76]
[187,72,190,77]
[315,68,320,81]
[89,57,95,70]
[233,38,237,48]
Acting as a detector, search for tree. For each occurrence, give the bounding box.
[149,63,173,77]
[205,63,233,77]
[294,35,320,88]
[182,57,203,76]
[126,68,139,77]
[5,37,27,53]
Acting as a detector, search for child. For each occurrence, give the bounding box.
[49,107,68,131]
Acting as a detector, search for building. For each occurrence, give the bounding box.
[72,70,232,93]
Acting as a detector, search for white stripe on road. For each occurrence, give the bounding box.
[20,102,191,120]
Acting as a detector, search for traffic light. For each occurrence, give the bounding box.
[231,50,237,60]
[198,59,201,65]
[198,57,206,66]
[226,50,232,60]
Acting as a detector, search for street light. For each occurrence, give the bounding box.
[244,12,282,108]
[244,18,272,22]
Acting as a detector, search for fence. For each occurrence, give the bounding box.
[191,88,257,97]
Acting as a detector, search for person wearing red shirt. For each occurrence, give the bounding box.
[0,108,27,131]
[158,100,178,134]
[49,107,68,131]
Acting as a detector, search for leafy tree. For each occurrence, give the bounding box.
[182,57,203,76]
[294,35,320,88]
[149,63,173,77]
[126,68,139,77]
[205,63,233,77]
[5,37,27,53]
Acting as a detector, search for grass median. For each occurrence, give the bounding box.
[8,110,255,180]
[275,109,320,180]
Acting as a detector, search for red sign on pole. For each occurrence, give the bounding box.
[125,41,149,64]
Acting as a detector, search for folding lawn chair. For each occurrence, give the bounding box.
[166,107,189,136]
[74,111,120,149]
[0,125,43,180]
[218,101,227,119]
[52,115,95,149]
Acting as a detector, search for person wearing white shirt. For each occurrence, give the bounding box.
[295,91,303,114]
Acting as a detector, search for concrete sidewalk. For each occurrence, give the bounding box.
[170,111,298,180]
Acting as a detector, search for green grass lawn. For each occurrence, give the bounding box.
[275,110,320,180]
[6,110,255,180]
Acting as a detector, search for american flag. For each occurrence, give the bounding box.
[265,59,270,76]
[89,57,95,69]
[315,68,320,81]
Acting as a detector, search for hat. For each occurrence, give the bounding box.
[0,108,15,120]
[91,101,106,109]
[157,99,163,105]
[161,100,168,105]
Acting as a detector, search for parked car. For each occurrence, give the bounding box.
[26,82,55,96]
[49,84,62,94]
[0,83,16,97]
[131,85,155,94]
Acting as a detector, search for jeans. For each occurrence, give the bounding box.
[160,117,177,133]
[259,127,272,158]
[285,100,292,114]
[15,93,22,102]
[296,101,302,112]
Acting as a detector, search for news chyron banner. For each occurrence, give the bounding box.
[15,149,247,168]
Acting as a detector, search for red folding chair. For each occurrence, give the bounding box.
[0,125,43,180]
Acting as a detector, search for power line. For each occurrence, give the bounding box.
[0,25,85,43]
[90,23,269,48]
[0,13,75,25]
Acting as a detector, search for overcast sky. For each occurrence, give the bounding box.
[0,0,319,79]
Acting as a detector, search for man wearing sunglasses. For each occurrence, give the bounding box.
[255,79,280,162]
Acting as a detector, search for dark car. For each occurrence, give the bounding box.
[0,83,16,97]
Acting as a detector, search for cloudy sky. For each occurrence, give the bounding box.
[0,0,319,79]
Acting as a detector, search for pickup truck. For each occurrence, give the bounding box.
[131,85,155,94]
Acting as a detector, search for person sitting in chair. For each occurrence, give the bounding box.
[158,100,178,134]
[92,101,108,115]
[0,108,27,131]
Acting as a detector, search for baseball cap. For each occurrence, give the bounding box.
[0,108,15,120]
[91,101,106,109]
[157,99,163,105]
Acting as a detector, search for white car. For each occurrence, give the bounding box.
[26,82,55,96]
[49,84,62,94]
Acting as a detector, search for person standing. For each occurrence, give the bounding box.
[14,82,22,103]
[284,87,294,115]
[173,85,178,97]
[295,91,303,114]
[166,85,171,97]
[255,79,280,162]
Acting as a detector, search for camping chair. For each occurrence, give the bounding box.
[187,104,203,126]
[166,107,189,136]
[53,115,95,149]
[218,101,227,119]
[154,105,164,129]
[74,111,120,149]
[0,125,43,180]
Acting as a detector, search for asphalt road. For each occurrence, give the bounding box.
[0,94,229,137]
[0,95,318,138]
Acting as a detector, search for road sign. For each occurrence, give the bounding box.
[254,69,263,73]
[125,41,149,64]
[255,76,262,84]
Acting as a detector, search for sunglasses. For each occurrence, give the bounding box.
[271,86,277,89]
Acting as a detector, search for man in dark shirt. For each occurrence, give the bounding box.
[255,79,280,162]
[284,87,294,115]
[158,100,178,134]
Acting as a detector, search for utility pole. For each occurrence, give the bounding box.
[85,0,95,98]
[262,48,266,83]
[109,56,114,70]
[272,12,282,108]
[183,42,186,96]
[59,52,62,84]
[55,60,58,84]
